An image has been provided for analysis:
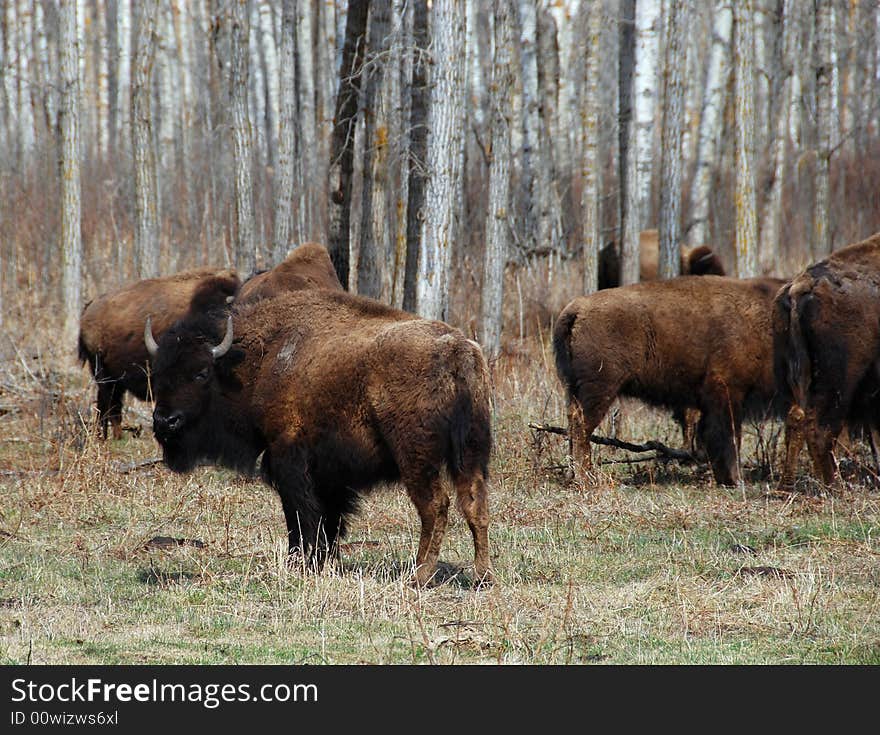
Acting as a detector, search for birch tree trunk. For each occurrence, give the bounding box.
[273,0,297,263]
[618,0,640,285]
[357,0,392,300]
[581,0,602,294]
[59,0,82,349]
[115,0,131,154]
[689,0,732,248]
[230,0,257,274]
[131,0,160,278]
[658,0,687,280]
[296,0,319,242]
[415,0,465,321]
[734,0,758,278]
[480,0,513,359]
[813,0,833,258]
[515,0,539,250]
[328,0,370,289]
[634,0,660,226]
[402,0,428,312]
[535,4,562,257]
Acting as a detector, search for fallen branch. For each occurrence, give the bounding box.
[528,422,697,463]
[113,458,163,474]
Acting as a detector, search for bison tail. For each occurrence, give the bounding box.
[782,290,814,408]
[553,307,579,399]
[448,342,492,479]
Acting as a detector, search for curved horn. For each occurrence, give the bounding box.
[210,316,234,359]
[144,316,159,359]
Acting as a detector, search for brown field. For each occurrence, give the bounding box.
[1,295,879,665]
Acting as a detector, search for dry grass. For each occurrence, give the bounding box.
[1,305,879,666]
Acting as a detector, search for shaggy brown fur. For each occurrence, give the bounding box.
[773,232,880,490]
[598,229,726,290]
[237,242,343,303]
[554,275,787,486]
[148,289,493,587]
[78,267,240,439]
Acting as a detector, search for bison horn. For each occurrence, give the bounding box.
[144,316,159,359]
[210,316,234,359]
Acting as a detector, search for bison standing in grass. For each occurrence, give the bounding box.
[773,232,880,491]
[78,267,241,439]
[145,290,494,586]
[554,275,787,486]
[236,242,343,303]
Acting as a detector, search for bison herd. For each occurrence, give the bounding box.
[77,232,880,586]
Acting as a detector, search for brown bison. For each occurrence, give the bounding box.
[145,289,493,586]
[598,229,726,290]
[236,242,343,303]
[554,275,787,486]
[773,232,880,490]
[78,267,241,439]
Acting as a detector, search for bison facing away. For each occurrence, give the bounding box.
[236,242,343,303]
[554,276,787,486]
[78,267,240,439]
[598,229,726,290]
[773,232,880,490]
[146,290,493,586]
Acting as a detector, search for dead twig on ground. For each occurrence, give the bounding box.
[528,422,697,463]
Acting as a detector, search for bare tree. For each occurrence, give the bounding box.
[813,0,833,257]
[580,0,603,294]
[734,0,758,278]
[229,0,256,274]
[618,0,641,286]
[296,0,320,242]
[634,0,660,225]
[415,0,466,321]
[480,0,513,358]
[328,0,370,289]
[59,0,82,348]
[658,0,687,279]
[273,0,297,263]
[131,0,160,278]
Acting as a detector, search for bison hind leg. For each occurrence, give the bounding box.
[452,467,493,587]
[403,471,451,587]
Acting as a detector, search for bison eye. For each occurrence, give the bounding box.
[193,368,210,382]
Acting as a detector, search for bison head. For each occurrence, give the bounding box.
[145,313,237,472]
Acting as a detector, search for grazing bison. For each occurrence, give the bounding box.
[78,267,240,439]
[773,232,880,490]
[145,290,493,586]
[554,275,787,486]
[236,242,343,304]
[598,229,726,290]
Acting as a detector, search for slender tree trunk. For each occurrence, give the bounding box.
[116,0,131,155]
[402,0,428,312]
[689,0,732,248]
[357,0,392,300]
[415,0,465,321]
[634,0,660,226]
[618,0,640,285]
[658,0,687,279]
[273,0,297,262]
[734,0,758,278]
[480,0,513,358]
[581,0,602,294]
[131,0,160,278]
[229,0,257,273]
[296,0,319,242]
[515,0,539,251]
[535,3,562,258]
[813,0,833,257]
[328,0,370,289]
[59,0,82,350]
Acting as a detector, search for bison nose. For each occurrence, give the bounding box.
[153,408,184,434]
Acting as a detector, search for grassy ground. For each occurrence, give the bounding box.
[1,322,878,665]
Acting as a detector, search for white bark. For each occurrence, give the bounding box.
[95,0,109,159]
[416,0,466,321]
[480,0,513,358]
[516,0,540,248]
[619,0,641,285]
[581,0,602,294]
[116,0,131,148]
[59,0,82,349]
[296,0,319,242]
[814,0,833,257]
[734,0,758,278]
[634,0,660,225]
[16,0,35,158]
[658,0,687,280]
[689,0,732,248]
[273,0,296,262]
[131,0,160,278]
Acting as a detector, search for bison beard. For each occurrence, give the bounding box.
[554,275,787,486]
[773,232,880,490]
[148,290,493,586]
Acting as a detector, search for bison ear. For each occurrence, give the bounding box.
[214,346,245,388]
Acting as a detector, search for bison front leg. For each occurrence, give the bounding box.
[405,475,450,587]
[96,379,124,440]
